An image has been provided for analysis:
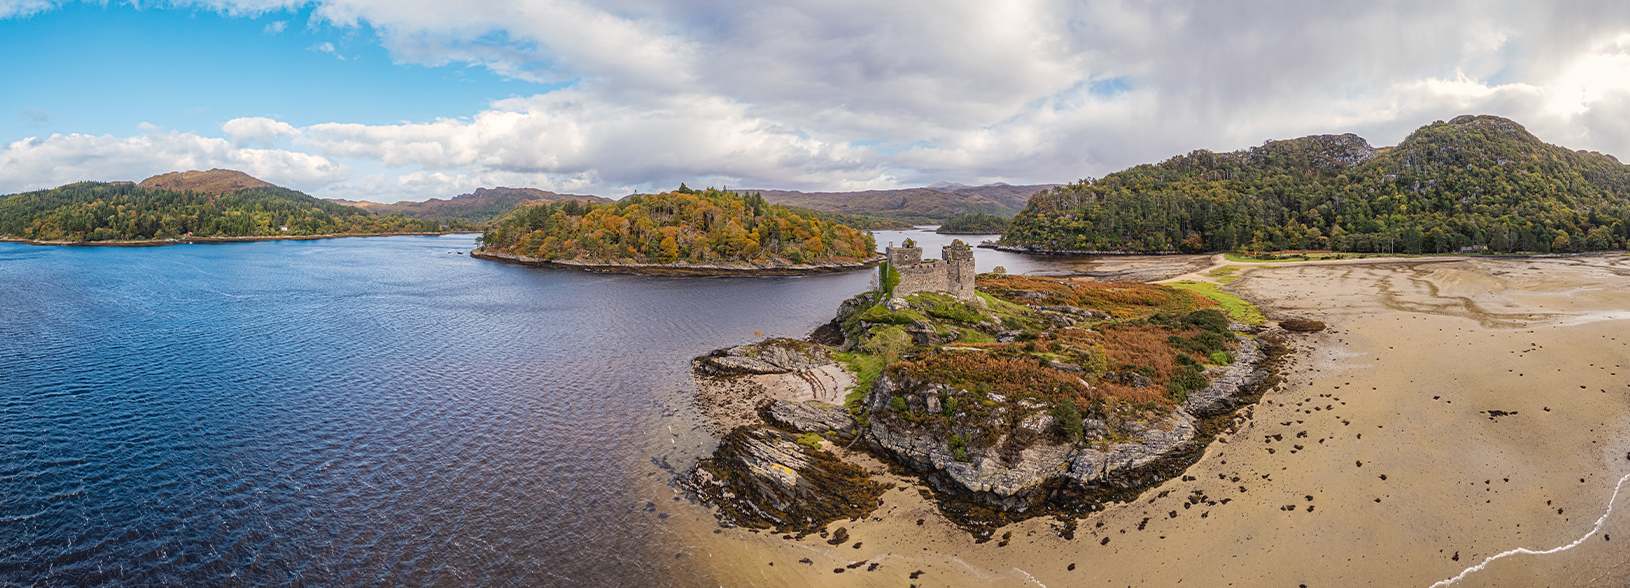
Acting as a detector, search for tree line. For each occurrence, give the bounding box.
[0,182,461,241]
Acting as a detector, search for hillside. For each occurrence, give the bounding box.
[327,187,612,224]
[477,186,876,267]
[138,169,275,195]
[748,183,1058,224]
[0,172,453,242]
[1003,115,1630,254]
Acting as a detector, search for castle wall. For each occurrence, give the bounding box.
[886,243,976,301]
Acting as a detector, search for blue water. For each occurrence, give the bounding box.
[0,232,1083,587]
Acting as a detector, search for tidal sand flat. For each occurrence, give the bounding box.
[660,255,1630,587]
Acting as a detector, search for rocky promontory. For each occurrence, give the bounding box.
[686,273,1280,536]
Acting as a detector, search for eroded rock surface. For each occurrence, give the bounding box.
[689,425,888,532]
[764,400,856,438]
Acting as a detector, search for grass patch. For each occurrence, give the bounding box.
[794,433,824,449]
[833,351,887,410]
[1208,265,1247,284]
[1166,281,1265,325]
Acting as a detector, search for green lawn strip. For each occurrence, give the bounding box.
[1167,281,1266,325]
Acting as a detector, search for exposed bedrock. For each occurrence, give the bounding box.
[688,425,889,533]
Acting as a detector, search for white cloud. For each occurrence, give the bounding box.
[10,1,1630,197]
[0,127,350,194]
[223,116,300,147]
[0,0,58,19]
[264,19,287,33]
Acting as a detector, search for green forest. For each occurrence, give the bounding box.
[479,186,878,265]
[936,212,1011,234]
[0,182,462,241]
[1004,115,1630,254]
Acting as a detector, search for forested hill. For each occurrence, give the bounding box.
[478,186,877,265]
[1003,115,1630,254]
[0,177,451,242]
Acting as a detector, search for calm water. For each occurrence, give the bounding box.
[0,231,1080,587]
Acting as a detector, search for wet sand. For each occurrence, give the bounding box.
[656,255,1630,587]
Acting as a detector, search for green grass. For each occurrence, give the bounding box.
[795,433,824,449]
[1208,265,1246,284]
[833,351,886,410]
[1167,281,1266,325]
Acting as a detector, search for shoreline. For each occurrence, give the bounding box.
[666,254,1630,586]
[470,248,884,276]
[0,231,482,248]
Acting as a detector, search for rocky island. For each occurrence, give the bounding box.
[685,240,1288,539]
[472,185,883,275]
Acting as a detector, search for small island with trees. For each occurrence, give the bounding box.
[472,184,882,274]
[935,212,1012,234]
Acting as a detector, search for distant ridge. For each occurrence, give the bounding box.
[326,187,612,224]
[138,169,274,195]
[743,183,1060,224]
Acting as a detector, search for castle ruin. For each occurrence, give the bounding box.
[886,240,976,301]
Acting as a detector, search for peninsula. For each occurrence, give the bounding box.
[685,241,1288,538]
[471,186,883,275]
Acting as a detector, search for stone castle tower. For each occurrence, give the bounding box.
[885,240,976,301]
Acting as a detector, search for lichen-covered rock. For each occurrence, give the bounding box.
[694,338,831,375]
[1182,335,1267,414]
[689,425,888,532]
[1066,408,1197,485]
[764,400,856,438]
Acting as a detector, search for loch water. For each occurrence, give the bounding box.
[0,231,1098,587]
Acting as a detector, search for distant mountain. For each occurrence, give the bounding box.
[1004,115,1630,254]
[138,169,275,195]
[326,187,612,224]
[744,184,1059,224]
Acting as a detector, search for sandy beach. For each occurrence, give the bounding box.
[654,254,1630,587]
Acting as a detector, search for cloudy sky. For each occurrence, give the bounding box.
[3,1,1630,201]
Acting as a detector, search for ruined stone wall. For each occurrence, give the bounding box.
[942,243,976,301]
[887,244,976,301]
[894,259,948,298]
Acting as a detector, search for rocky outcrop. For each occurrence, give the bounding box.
[692,339,856,432]
[764,400,856,439]
[688,425,889,532]
[1065,409,1197,486]
[695,338,832,376]
[858,329,1267,510]
[1181,335,1267,414]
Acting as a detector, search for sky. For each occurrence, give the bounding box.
[4,1,1630,202]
